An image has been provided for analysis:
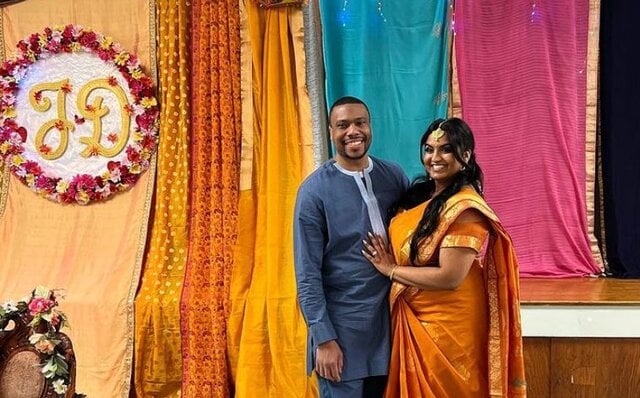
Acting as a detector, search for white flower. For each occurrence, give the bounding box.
[41,358,58,378]
[28,332,45,345]
[1,300,18,312]
[52,378,68,394]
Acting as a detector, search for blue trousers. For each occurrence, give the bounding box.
[317,375,387,398]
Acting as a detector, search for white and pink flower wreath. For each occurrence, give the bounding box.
[0,25,159,205]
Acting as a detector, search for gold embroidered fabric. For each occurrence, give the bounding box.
[180,0,242,396]
[133,0,189,396]
[0,1,156,396]
[585,0,604,270]
[440,221,489,253]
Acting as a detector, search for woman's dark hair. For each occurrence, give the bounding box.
[395,117,484,264]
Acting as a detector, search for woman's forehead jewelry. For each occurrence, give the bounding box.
[432,127,445,142]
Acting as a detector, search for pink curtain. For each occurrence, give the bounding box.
[455,0,602,276]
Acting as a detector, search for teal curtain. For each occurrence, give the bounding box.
[320,0,451,179]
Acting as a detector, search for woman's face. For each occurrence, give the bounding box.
[422,132,467,187]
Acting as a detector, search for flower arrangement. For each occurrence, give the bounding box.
[0,24,159,205]
[0,286,83,397]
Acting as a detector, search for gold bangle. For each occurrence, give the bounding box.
[388,265,399,281]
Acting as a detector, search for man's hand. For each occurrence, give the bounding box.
[315,339,344,382]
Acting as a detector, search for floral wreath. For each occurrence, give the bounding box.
[0,25,159,205]
[0,286,84,397]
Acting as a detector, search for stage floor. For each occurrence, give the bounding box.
[520,276,640,305]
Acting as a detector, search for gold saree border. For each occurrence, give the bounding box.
[0,167,8,219]
[585,0,604,270]
[120,3,159,397]
[240,0,254,191]
[0,11,6,220]
[448,1,462,119]
[124,151,157,397]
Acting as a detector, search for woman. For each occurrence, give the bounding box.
[363,118,526,397]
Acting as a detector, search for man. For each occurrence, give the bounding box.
[293,96,409,397]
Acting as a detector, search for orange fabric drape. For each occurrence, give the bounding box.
[133,0,190,396]
[0,1,155,396]
[180,0,242,396]
[227,1,316,397]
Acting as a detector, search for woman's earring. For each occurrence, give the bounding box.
[461,166,466,171]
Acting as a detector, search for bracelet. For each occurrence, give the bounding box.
[388,265,399,281]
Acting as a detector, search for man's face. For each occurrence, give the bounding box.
[329,103,371,166]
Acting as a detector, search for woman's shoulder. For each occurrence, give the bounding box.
[443,186,498,222]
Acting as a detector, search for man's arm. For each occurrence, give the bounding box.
[293,188,343,381]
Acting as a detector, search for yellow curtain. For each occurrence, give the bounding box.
[133,0,190,396]
[0,1,155,396]
[228,1,316,397]
[180,0,242,396]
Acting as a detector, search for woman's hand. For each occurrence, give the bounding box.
[362,232,396,277]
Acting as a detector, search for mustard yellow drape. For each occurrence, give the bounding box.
[228,1,316,396]
[133,1,190,396]
[180,0,242,396]
[0,1,155,397]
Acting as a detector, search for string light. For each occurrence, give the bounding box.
[530,2,538,23]
[339,0,387,27]
[376,0,387,23]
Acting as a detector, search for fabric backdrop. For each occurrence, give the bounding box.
[227,1,317,397]
[600,0,640,278]
[0,0,156,396]
[180,0,241,396]
[320,0,451,179]
[455,0,602,277]
[133,0,189,396]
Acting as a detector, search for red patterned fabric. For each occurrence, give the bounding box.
[180,0,242,396]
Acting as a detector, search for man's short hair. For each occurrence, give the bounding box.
[329,96,370,123]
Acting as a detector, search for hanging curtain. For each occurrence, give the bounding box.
[455,0,603,277]
[133,0,190,396]
[0,0,156,396]
[319,0,452,179]
[600,1,640,278]
[303,0,329,167]
[179,0,242,396]
[227,1,316,397]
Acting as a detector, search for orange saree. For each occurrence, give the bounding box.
[386,187,526,397]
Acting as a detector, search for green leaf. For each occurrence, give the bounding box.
[53,353,69,376]
[34,286,51,298]
[41,357,58,379]
[28,314,42,328]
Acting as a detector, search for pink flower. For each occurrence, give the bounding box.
[50,311,60,327]
[28,297,54,315]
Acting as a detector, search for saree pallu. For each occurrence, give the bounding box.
[387,188,526,397]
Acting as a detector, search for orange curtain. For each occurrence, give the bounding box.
[0,1,155,396]
[133,0,190,396]
[227,1,316,396]
[180,0,242,396]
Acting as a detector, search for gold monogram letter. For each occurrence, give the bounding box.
[77,78,130,158]
[29,79,75,160]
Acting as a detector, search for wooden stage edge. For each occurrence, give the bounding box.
[519,277,640,338]
[520,276,640,305]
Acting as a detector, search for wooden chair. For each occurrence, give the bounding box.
[0,311,77,398]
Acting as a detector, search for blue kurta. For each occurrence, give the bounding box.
[293,156,408,382]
